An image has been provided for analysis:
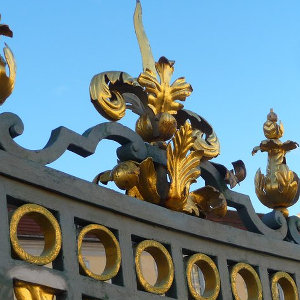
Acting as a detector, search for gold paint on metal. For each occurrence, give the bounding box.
[92,1,225,219]
[111,160,140,190]
[134,157,160,204]
[166,121,203,211]
[135,112,178,142]
[14,280,56,300]
[0,15,16,105]
[138,56,192,116]
[187,186,227,217]
[94,158,160,204]
[193,129,220,160]
[253,109,299,217]
[186,253,220,300]
[89,71,138,121]
[10,204,62,265]
[230,262,263,300]
[271,271,299,300]
[134,0,156,75]
[78,224,121,281]
[135,240,174,295]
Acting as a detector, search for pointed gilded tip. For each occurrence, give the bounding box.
[267,108,277,122]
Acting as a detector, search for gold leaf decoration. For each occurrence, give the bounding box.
[166,121,203,211]
[193,129,220,160]
[137,157,160,204]
[89,71,139,121]
[138,56,192,115]
[14,281,55,300]
[0,43,16,105]
[189,186,227,217]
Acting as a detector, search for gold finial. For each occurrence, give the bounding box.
[253,109,299,217]
[263,108,284,139]
[0,15,16,105]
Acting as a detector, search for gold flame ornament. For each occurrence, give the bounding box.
[0,15,16,105]
[252,109,299,217]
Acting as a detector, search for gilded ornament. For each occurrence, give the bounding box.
[10,204,62,265]
[92,0,226,219]
[133,0,156,74]
[253,109,299,217]
[230,263,263,300]
[187,186,227,217]
[271,271,299,300]
[90,72,139,121]
[138,56,192,116]
[14,280,56,300]
[0,15,16,105]
[186,253,220,300]
[166,121,203,211]
[78,224,121,281]
[111,161,140,190]
[134,240,174,295]
[193,129,220,161]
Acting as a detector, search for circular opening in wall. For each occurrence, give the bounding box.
[271,272,298,300]
[10,204,62,266]
[186,253,220,300]
[135,240,174,295]
[230,263,262,300]
[78,224,121,281]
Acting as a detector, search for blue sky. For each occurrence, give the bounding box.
[2,0,300,215]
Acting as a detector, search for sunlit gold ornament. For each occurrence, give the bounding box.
[138,56,192,116]
[0,15,16,105]
[166,121,203,211]
[14,280,56,300]
[92,1,225,219]
[135,111,178,142]
[253,109,299,217]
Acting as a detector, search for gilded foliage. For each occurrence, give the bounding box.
[166,121,203,210]
[138,57,192,115]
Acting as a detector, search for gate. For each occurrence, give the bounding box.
[0,2,300,299]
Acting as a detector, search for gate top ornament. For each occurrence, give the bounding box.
[0,1,299,227]
[90,0,230,218]
[253,109,299,217]
[0,14,15,105]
